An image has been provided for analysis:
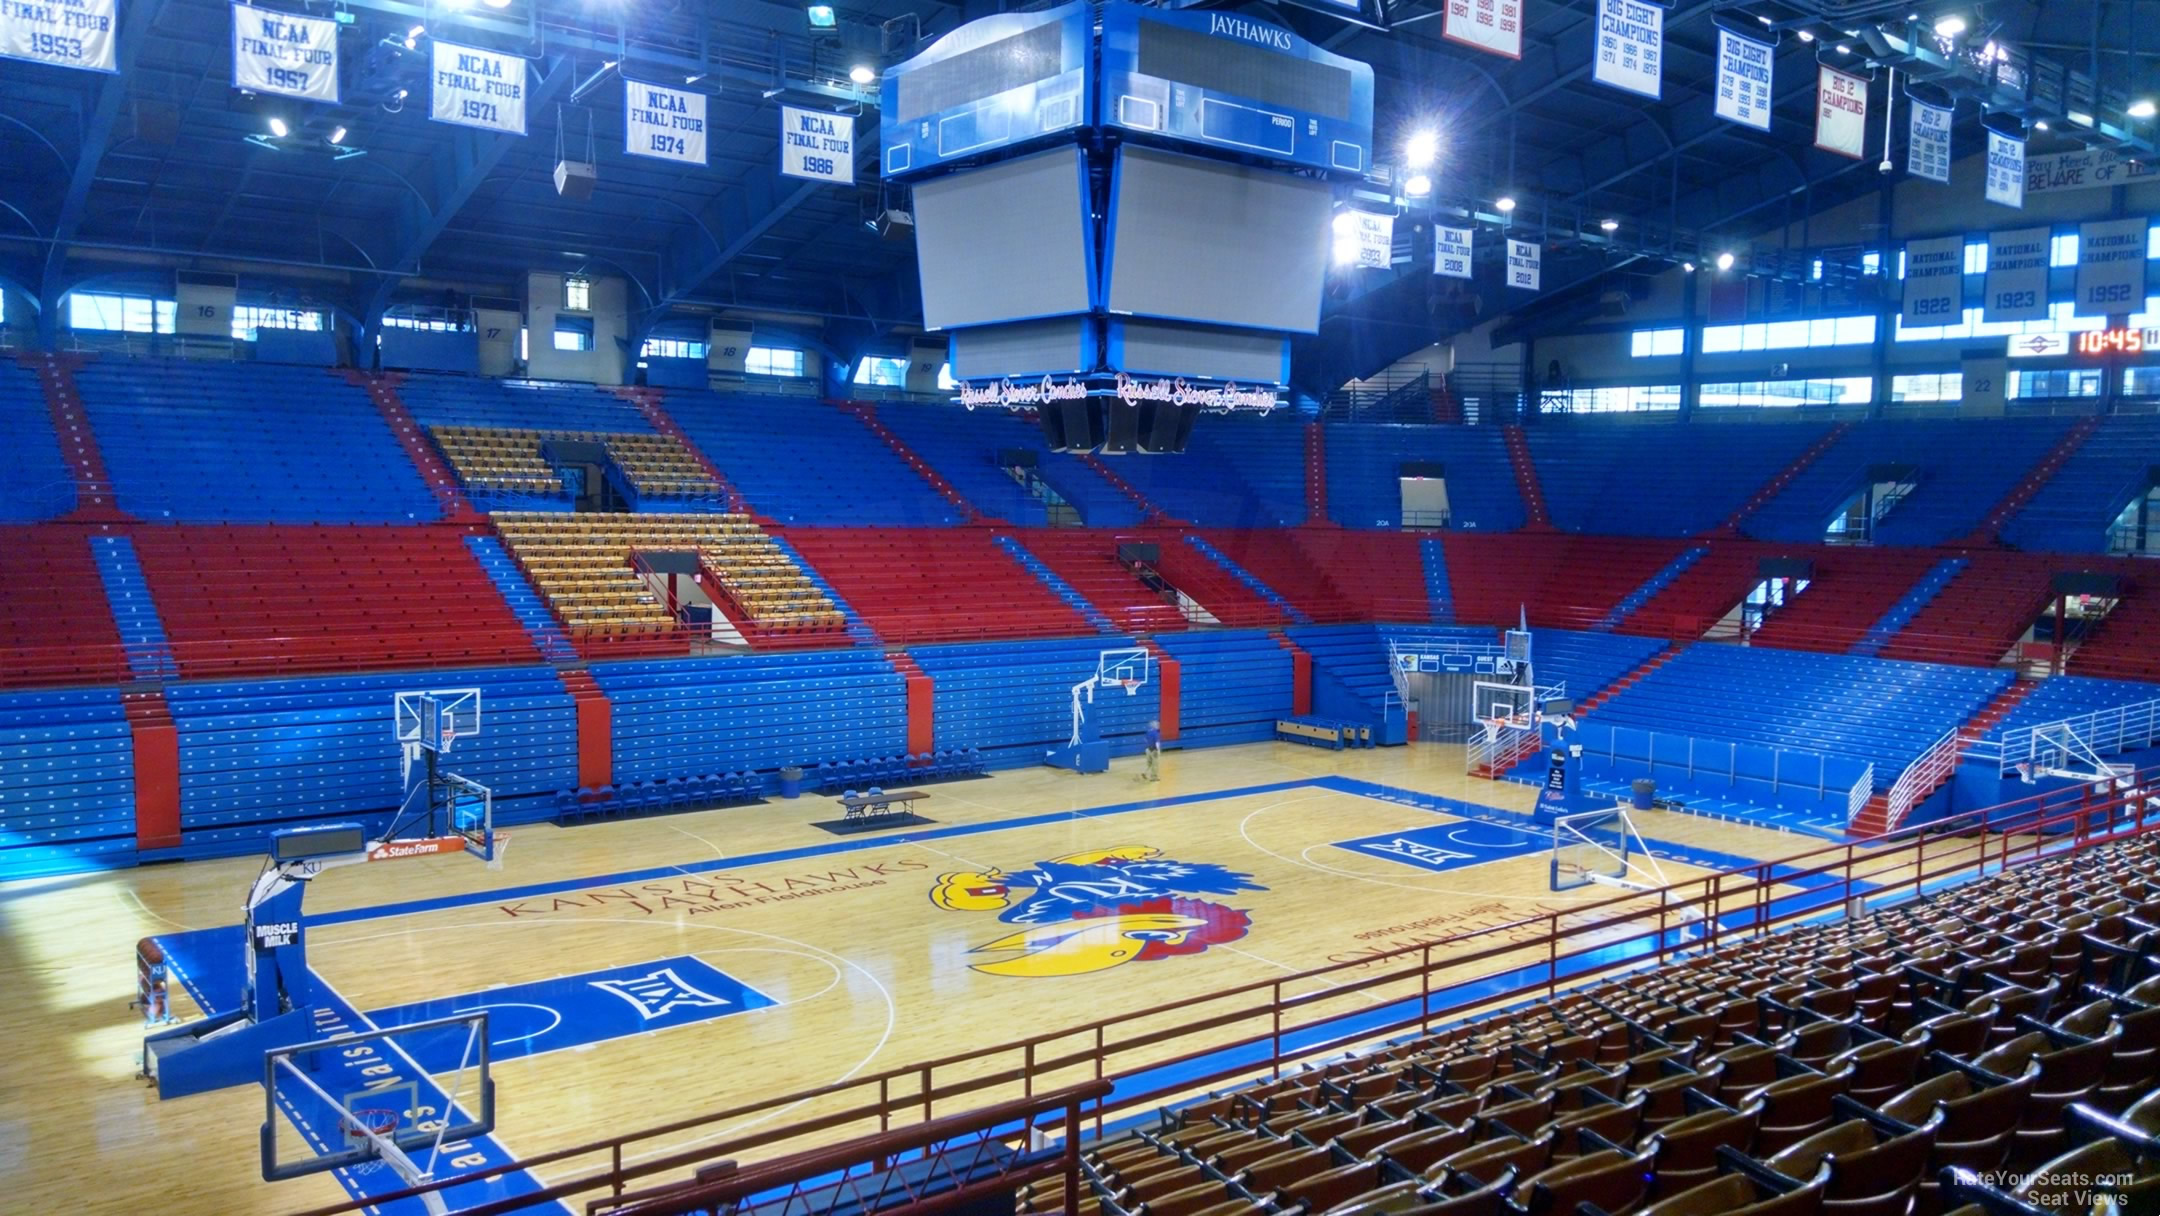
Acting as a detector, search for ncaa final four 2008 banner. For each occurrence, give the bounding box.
[1,0,117,71]
[1434,226,1473,279]
[231,3,338,104]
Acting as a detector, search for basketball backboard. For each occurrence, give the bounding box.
[1097,647,1150,693]
[1473,680,1534,730]
[262,1011,494,1192]
[394,688,482,756]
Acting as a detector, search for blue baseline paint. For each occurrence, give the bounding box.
[366,956,775,1070]
[1333,820,1547,874]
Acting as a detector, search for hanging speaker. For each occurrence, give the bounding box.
[1102,401,1140,455]
[1036,408,1069,451]
[1137,402,1197,454]
[1063,399,1102,452]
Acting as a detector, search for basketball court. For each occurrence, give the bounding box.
[0,731,1894,1216]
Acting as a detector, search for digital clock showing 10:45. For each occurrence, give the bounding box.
[2075,327,2160,355]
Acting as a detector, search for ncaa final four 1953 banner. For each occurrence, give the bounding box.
[624,78,706,165]
[231,3,338,104]
[0,0,117,72]
[431,40,526,135]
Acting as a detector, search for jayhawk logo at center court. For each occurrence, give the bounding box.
[929,846,1265,978]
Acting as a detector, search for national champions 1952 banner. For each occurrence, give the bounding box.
[1,0,117,71]
[2074,216,2151,316]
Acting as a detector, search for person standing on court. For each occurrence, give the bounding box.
[1144,719,1162,782]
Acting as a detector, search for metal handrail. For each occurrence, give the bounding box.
[1996,697,2160,777]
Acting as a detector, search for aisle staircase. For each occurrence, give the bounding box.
[1850,557,1967,657]
[1187,536,1309,624]
[20,352,127,520]
[1848,677,2039,838]
[1420,538,1455,624]
[616,387,750,514]
[1077,453,1169,522]
[345,371,478,520]
[1500,426,1550,529]
[1304,422,1328,522]
[843,402,977,521]
[1718,421,1852,534]
[88,535,174,679]
[995,536,1115,633]
[1596,546,1707,630]
[1961,416,2103,544]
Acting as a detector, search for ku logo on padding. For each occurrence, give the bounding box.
[929,846,1264,979]
[590,967,735,1019]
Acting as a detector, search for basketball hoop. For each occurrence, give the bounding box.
[345,1109,399,1147]
[1117,679,1139,696]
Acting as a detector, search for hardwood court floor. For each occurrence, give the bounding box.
[1,741,1882,1216]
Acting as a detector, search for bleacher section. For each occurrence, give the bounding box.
[909,637,1157,766]
[1151,631,1295,747]
[1990,672,2160,741]
[590,650,904,784]
[1012,531,1188,634]
[1745,417,2072,546]
[875,403,1055,525]
[0,527,129,688]
[2004,414,2160,552]
[427,426,725,508]
[491,512,845,648]
[661,392,963,524]
[0,687,134,878]
[2071,575,2160,683]
[1747,548,1941,654]
[1200,530,1433,623]
[0,358,72,521]
[129,525,538,676]
[1593,643,2010,789]
[1324,423,1525,531]
[1612,540,1765,639]
[1441,534,1690,629]
[1110,416,1307,526]
[1877,550,2052,667]
[1290,624,1495,728]
[397,373,655,432]
[782,528,1092,643]
[1526,629,1668,706]
[75,360,441,523]
[164,666,574,858]
[1528,420,1827,536]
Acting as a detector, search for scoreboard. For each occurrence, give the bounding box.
[1098,4,1374,175]
[880,2,1090,181]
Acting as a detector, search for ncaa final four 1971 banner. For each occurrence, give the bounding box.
[0,0,116,71]
[432,40,526,135]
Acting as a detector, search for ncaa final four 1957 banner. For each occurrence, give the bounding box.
[0,0,117,72]
[231,3,338,103]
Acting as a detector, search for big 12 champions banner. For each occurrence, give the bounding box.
[624,78,706,165]
[1,0,117,71]
[432,40,526,135]
[231,4,338,103]
[1814,65,1867,159]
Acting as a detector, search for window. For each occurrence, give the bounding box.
[68,292,176,334]
[0,291,7,326]
[2011,368,2102,400]
[2052,232,2079,267]
[937,363,959,391]
[562,275,591,312]
[746,346,805,377]
[1629,328,1685,358]
[1810,258,1824,282]
[1562,385,1681,413]
[382,315,469,332]
[640,337,707,360]
[231,306,322,342]
[1964,242,1988,275]
[1862,251,1882,276]
[2122,366,2160,398]
[551,329,592,352]
[1890,372,1962,402]
[853,356,909,387]
[1698,377,1873,408]
[1895,249,1906,280]
[1895,301,2106,343]
[2150,226,2160,259]
[1699,314,1874,354]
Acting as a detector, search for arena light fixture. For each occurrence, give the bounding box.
[328,125,347,144]
[267,116,289,137]
[1715,251,1735,271]
[1932,14,1967,37]
[849,63,876,85]
[1495,195,1517,213]
[1404,173,1432,197]
[2131,99,2157,119]
[1797,30,1815,42]
[404,23,424,49]
[1681,261,1696,272]
[1404,130,1437,169]
[1835,42,1851,54]
[483,0,512,7]
[2033,119,2049,131]
[1599,218,1618,232]
[806,4,837,30]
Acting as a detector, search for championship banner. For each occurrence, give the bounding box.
[779,106,855,184]
[624,78,705,165]
[1442,0,1521,60]
[1985,130,2025,208]
[231,4,338,103]
[1593,0,1662,99]
[1900,235,1963,326]
[1434,225,1473,279]
[1507,239,1540,291]
[1713,30,1773,131]
[1983,227,2050,322]
[1348,210,1392,269]
[2074,216,2151,316]
[431,40,526,135]
[2027,146,2159,195]
[1,0,117,72]
[1814,65,1867,159]
[1906,100,1951,182]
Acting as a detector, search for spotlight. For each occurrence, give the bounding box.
[482,0,511,7]
[1405,130,1437,169]
[1715,251,1735,271]
[393,88,408,101]
[1932,14,1967,37]
[1835,43,1851,54]
[1404,173,1432,197]
[1798,30,1815,42]
[806,3,837,29]
[1682,261,1696,272]
[848,63,876,85]
[328,125,346,144]
[1332,212,1356,236]
[267,116,289,137]
[1599,218,1618,232]
[2034,119,2049,131]
[2131,99,2157,119]
[1495,195,1517,213]
[404,23,423,48]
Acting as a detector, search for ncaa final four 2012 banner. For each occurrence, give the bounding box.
[231,3,337,104]
[1814,65,1867,159]
[431,40,526,135]
[1507,239,1540,291]
[625,78,706,165]
[1593,0,1662,99]
[1713,29,1772,131]
[1434,226,1473,279]
[1,0,117,72]
[1443,0,1521,59]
